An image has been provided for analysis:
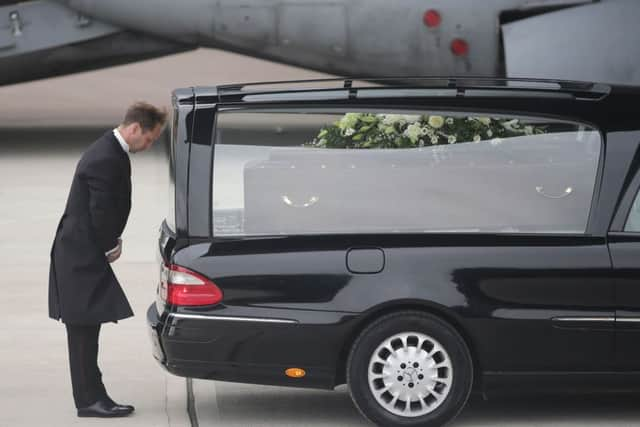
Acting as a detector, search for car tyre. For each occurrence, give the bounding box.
[347,311,473,427]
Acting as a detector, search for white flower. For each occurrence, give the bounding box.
[473,135,481,142]
[338,113,360,130]
[478,117,491,126]
[403,115,421,123]
[501,120,516,132]
[345,128,355,136]
[486,130,493,137]
[501,119,520,131]
[428,115,444,129]
[382,114,405,126]
[524,126,533,135]
[448,135,457,144]
[403,122,423,143]
[430,136,439,145]
[445,117,454,125]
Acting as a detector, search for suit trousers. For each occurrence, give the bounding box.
[65,323,107,408]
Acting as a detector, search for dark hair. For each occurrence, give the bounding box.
[122,102,168,132]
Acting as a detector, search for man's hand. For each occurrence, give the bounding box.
[107,238,123,263]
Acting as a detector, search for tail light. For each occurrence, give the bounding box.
[160,264,223,306]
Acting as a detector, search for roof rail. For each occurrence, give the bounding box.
[215,76,611,101]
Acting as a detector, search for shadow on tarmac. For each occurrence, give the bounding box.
[201,384,640,426]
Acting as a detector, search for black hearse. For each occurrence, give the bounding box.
[148,78,640,427]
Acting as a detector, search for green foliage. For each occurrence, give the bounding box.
[308,113,547,149]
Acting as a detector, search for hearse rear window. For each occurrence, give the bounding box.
[212,111,601,236]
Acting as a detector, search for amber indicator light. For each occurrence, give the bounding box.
[285,368,306,378]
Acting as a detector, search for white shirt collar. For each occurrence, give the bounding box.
[113,128,130,155]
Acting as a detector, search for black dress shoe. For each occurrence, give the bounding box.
[77,398,134,418]
[104,395,135,412]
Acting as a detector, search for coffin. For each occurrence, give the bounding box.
[241,133,599,235]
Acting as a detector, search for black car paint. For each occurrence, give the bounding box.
[150,81,640,395]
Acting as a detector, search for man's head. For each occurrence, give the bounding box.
[117,102,168,153]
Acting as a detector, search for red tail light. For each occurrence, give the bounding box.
[160,264,223,306]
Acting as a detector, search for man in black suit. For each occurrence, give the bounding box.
[48,102,167,418]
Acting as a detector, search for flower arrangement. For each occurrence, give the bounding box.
[308,113,548,149]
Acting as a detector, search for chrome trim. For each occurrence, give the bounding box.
[282,195,319,208]
[552,317,615,322]
[535,186,573,199]
[616,318,640,323]
[169,313,298,324]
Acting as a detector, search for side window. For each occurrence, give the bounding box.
[625,189,640,232]
[212,110,601,237]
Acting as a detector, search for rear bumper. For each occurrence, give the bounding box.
[146,303,353,390]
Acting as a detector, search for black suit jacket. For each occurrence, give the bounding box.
[49,131,134,324]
